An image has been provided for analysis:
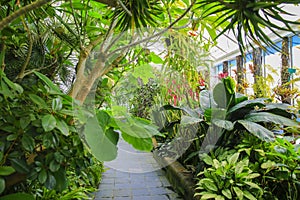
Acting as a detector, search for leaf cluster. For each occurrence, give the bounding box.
[0,71,103,198]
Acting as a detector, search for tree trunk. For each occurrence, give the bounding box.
[252,47,262,82]
[281,37,291,104]
[223,61,228,75]
[236,55,244,93]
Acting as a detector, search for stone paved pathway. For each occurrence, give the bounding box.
[94,139,183,200]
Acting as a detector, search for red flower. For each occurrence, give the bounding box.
[199,79,205,86]
[218,72,228,79]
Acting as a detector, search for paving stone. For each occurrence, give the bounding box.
[113,189,132,197]
[95,138,183,200]
[101,178,115,184]
[131,188,151,196]
[96,189,114,198]
[148,187,174,195]
[98,183,114,190]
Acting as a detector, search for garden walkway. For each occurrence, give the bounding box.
[94,138,183,200]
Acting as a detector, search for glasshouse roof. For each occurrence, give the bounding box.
[210,4,300,64]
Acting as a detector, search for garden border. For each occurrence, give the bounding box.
[152,150,200,200]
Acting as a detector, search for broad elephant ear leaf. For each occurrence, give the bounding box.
[200,90,217,110]
[238,120,275,142]
[212,119,234,131]
[264,103,295,118]
[213,82,227,108]
[228,98,269,114]
[245,112,299,127]
[84,117,118,161]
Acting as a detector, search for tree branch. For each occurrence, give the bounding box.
[15,17,33,82]
[0,0,51,31]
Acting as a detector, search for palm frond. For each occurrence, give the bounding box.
[196,0,300,55]
[113,0,163,31]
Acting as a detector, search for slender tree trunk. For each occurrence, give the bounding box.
[223,61,228,75]
[236,55,244,93]
[252,47,263,97]
[252,47,262,82]
[281,37,291,104]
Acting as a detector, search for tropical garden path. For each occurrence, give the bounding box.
[94,138,183,200]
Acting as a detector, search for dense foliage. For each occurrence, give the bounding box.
[1,0,300,199]
[0,71,103,199]
[153,77,300,199]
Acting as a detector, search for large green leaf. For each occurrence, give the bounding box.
[45,174,56,190]
[21,134,35,152]
[213,82,227,108]
[33,71,61,94]
[245,112,299,127]
[200,90,217,110]
[233,187,243,200]
[238,120,275,142]
[53,168,68,192]
[200,178,218,192]
[20,116,32,129]
[121,133,153,151]
[243,191,257,200]
[2,75,23,94]
[228,98,269,114]
[112,107,161,139]
[84,117,117,161]
[52,97,63,111]
[223,76,236,95]
[28,94,48,109]
[222,189,232,199]
[56,119,69,136]
[10,158,30,174]
[105,128,119,145]
[0,178,5,194]
[212,119,233,131]
[264,103,294,118]
[0,166,15,176]
[96,110,111,129]
[42,114,57,132]
[227,152,239,165]
[38,169,47,184]
[181,115,203,125]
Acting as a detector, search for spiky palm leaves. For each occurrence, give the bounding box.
[113,0,163,31]
[196,0,300,53]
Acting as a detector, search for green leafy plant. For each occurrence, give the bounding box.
[199,77,299,148]
[129,78,160,119]
[0,70,103,198]
[196,149,263,200]
[196,132,300,200]
[237,134,300,200]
